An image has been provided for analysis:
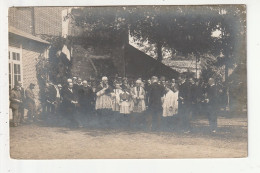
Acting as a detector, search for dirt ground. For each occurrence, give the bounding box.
[10,112,247,159]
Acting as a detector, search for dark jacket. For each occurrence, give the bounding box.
[46,85,57,103]
[78,86,94,107]
[206,84,219,108]
[147,82,165,110]
[62,87,78,108]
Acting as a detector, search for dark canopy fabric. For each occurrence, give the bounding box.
[124,44,179,80]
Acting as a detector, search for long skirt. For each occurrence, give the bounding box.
[120,101,130,114]
[95,95,112,110]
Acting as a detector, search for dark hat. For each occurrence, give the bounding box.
[30,83,36,87]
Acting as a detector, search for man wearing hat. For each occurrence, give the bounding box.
[146,76,165,131]
[25,83,36,122]
[10,83,22,127]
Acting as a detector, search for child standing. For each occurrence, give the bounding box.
[119,88,131,115]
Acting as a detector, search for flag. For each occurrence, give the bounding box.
[61,44,71,61]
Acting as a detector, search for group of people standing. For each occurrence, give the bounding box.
[10,74,220,133]
[9,82,36,127]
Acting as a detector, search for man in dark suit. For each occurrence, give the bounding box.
[146,76,165,131]
[62,82,79,127]
[73,77,83,97]
[45,82,58,117]
[205,78,219,133]
[78,80,94,115]
[179,77,194,133]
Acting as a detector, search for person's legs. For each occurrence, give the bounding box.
[130,113,136,129]
[145,109,152,131]
[151,109,161,131]
[27,103,34,122]
[208,111,217,132]
[19,105,25,123]
[12,108,19,126]
[182,107,191,132]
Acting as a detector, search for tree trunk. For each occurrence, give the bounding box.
[157,42,163,62]
[225,63,230,111]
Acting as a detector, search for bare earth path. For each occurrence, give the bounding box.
[10,114,247,159]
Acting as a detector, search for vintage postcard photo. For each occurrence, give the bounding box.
[8,5,247,159]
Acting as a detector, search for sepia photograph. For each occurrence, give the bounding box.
[8,5,247,159]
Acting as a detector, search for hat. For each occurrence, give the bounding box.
[136,80,142,84]
[57,84,62,88]
[102,76,108,81]
[151,76,158,82]
[30,83,35,87]
[67,78,72,83]
[82,80,88,84]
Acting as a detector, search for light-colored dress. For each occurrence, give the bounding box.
[95,84,112,110]
[162,90,179,117]
[111,88,123,112]
[119,92,131,114]
[131,86,146,113]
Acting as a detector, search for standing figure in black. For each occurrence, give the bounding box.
[45,82,58,117]
[62,82,79,127]
[179,77,194,133]
[146,76,165,131]
[78,80,94,116]
[205,78,219,133]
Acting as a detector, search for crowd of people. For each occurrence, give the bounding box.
[10,75,221,133]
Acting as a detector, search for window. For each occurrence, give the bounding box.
[9,47,22,89]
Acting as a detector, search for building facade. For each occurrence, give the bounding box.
[8,7,68,110]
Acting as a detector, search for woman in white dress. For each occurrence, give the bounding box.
[119,88,131,115]
[111,83,123,112]
[162,84,179,117]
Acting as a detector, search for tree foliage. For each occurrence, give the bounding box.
[71,6,246,64]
